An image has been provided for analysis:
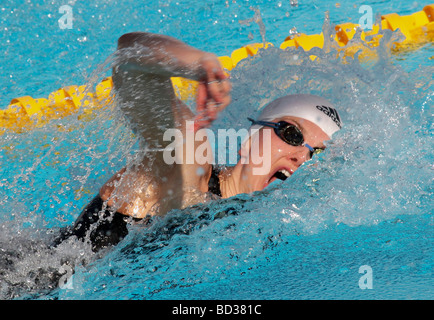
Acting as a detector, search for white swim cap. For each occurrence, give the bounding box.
[252,94,343,138]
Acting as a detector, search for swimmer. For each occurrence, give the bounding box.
[56,32,342,252]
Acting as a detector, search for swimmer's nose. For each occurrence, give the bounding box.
[286,146,310,167]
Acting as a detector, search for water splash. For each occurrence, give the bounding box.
[0,13,432,299]
[239,7,267,45]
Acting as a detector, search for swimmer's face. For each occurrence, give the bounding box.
[238,116,330,193]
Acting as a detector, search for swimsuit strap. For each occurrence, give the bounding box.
[208,165,222,197]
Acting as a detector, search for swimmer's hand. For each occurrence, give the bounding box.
[115,32,231,131]
[194,53,232,131]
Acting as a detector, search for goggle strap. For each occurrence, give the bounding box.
[247,118,280,129]
[303,143,315,153]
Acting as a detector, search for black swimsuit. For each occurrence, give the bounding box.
[207,165,222,197]
[54,166,222,252]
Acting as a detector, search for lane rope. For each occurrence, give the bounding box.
[1,4,433,135]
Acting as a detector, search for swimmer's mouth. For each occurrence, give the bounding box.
[271,168,293,182]
[264,167,295,188]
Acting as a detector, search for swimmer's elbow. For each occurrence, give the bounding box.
[117,32,147,49]
[115,32,170,75]
[114,32,204,80]
[117,32,179,50]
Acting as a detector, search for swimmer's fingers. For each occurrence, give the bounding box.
[195,81,231,125]
[196,81,222,120]
[194,94,232,131]
[194,83,212,131]
[212,78,232,116]
[194,53,232,131]
[196,81,207,114]
[206,74,231,105]
[194,100,215,131]
[200,53,229,104]
[193,115,209,132]
[217,78,232,109]
[204,99,219,122]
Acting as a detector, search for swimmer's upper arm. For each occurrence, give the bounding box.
[112,32,201,147]
[101,33,226,218]
[115,32,206,81]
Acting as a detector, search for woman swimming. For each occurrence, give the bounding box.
[58,32,342,252]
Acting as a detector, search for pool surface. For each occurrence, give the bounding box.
[0,0,433,300]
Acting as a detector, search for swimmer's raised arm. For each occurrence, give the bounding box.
[100,32,231,218]
[116,32,221,81]
[114,32,231,132]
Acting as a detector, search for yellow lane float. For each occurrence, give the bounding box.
[1,4,433,135]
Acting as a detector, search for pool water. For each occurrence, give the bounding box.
[0,0,433,300]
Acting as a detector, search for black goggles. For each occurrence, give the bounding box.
[247,118,324,158]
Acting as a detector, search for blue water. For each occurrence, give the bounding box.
[1,0,432,106]
[0,0,433,300]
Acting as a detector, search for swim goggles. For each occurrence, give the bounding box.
[247,118,324,158]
